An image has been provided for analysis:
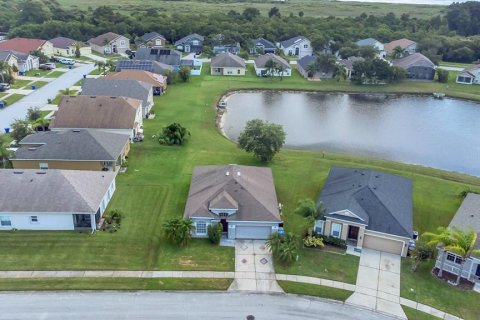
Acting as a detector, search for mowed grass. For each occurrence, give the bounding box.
[46,70,67,78]
[278,281,353,301]
[401,259,480,320]
[1,94,24,106]
[0,278,232,291]
[402,306,439,320]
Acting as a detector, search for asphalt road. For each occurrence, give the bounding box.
[0,63,95,131]
[0,291,392,320]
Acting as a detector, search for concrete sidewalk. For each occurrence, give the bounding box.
[0,271,234,279]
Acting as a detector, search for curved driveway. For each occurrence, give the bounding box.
[0,291,392,320]
[0,63,95,131]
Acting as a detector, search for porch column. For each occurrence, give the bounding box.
[90,214,96,231]
[357,227,365,247]
[340,223,348,241]
[324,220,332,236]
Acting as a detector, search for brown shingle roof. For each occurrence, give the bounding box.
[211,53,245,68]
[0,38,47,54]
[384,38,416,53]
[88,32,123,46]
[50,96,141,130]
[105,70,166,88]
[184,165,282,222]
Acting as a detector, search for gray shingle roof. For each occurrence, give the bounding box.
[0,169,116,214]
[253,38,276,50]
[339,56,365,70]
[211,52,245,68]
[142,32,165,42]
[88,32,124,46]
[356,38,381,47]
[49,37,75,49]
[318,167,413,238]
[392,53,435,69]
[184,165,282,222]
[115,60,174,75]
[81,78,151,111]
[449,193,480,250]
[0,50,12,62]
[279,36,308,48]
[174,33,204,46]
[135,47,182,66]
[254,53,290,69]
[14,130,129,161]
[297,55,317,70]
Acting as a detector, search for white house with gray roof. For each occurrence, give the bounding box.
[254,53,291,77]
[0,169,116,231]
[435,193,480,288]
[184,165,283,239]
[210,53,246,76]
[356,38,385,57]
[315,167,413,257]
[277,36,312,59]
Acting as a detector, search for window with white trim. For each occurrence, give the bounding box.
[30,216,39,223]
[155,39,161,46]
[0,216,12,227]
[446,253,462,264]
[219,212,228,218]
[304,44,308,48]
[331,223,342,238]
[315,220,324,235]
[39,162,48,169]
[120,40,126,47]
[196,222,207,235]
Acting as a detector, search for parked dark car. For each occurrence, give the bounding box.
[0,83,11,92]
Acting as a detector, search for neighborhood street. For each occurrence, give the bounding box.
[0,63,95,131]
[0,291,392,320]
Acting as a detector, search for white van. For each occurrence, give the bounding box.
[57,57,76,65]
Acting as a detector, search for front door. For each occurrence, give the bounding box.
[348,225,359,240]
[295,47,300,56]
[185,45,191,53]
[220,219,228,233]
[476,264,480,277]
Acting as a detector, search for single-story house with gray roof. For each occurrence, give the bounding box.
[434,193,480,286]
[210,53,246,76]
[116,59,174,76]
[316,167,413,256]
[184,165,283,239]
[0,169,116,231]
[391,52,435,81]
[254,53,291,77]
[81,78,153,118]
[12,129,130,172]
[134,47,182,70]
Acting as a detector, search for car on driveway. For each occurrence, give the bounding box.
[0,83,11,92]
[58,58,75,65]
[39,63,56,70]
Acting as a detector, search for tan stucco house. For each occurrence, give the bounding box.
[210,52,246,76]
[88,32,130,55]
[315,167,413,257]
[12,129,130,171]
[49,37,92,57]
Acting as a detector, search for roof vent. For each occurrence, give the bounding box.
[72,129,81,132]
[13,171,24,174]
[237,172,241,177]
[372,185,377,190]
[471,214,475,218]
[226,171,230,176]
[90,96,96,98]
[36,171,46,174]
[361,172,365,175]
[375,175,380,178]
[28,147,37,151]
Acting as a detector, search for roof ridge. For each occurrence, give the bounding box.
[59,171,96,211]
[234,175,279,221]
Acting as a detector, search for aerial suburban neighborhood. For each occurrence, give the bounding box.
[0,0,479,319]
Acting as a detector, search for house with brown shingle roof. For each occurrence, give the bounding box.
[384,38,417,57]
[88,32,130,55]
[210,53,246,76]
[49,37,91,57]
[105,70,167,95]
[49,95,143,139]
[0,38,54,57]
[254,53,291,77]
[184,165,283,239]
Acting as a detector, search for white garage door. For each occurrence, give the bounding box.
[363,234,404,255]
[235,226,272,239]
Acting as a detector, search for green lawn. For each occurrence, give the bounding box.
[11,79,32,89]
[0,278,232,291]
[51,89,78,105]
[439,61,476,69]
[278,281,353,301]
[31,81,48,89]
[25,69,51,77]
[46,70,67,78]
[275,248,359,284]
[89,68,103,75]
[402,306,439,320]
[401,259,480,320]
[1,94,25,106]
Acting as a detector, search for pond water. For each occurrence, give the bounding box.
[222,91,480,176]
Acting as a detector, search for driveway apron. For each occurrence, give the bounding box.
[228,240,283,292]
[346,248,406,319]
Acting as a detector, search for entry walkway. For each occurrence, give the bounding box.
[346,249,407,319]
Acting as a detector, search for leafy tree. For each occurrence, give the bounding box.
[0,61,13,84]
[264,59,277,77]
[0,134,12,169]
[207,223,223,245]
[333,64,347,82]
[238,119,286,162]
[10,119,33,142]
[266,232,299,265]
[242,7,260,21]
[19,0,53,24]
[27,107,42,122]
[298,11,304,18]
[157,123,191,146]
[358,46,379,59]
[391,66,406,82]
[163,218,195,247]
[436,69,449,83]
[75,43,81,58]
[31,50,49,64]
[410,240,434,272]
[315,53,336,74]
[392,46,404,59]
[268,7,281,18]
[178,66,190,82]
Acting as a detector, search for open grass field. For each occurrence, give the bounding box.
[55,0,445,18]
[401,259,480,320]
[278,281,353,301]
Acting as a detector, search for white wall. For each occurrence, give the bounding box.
[0,213,74,231]
[282,39,312,59]
[254,66,292,77]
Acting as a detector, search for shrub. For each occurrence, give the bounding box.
[101,209,123,233]
[318,235,347,249]
[158,123,191,146]
[163,218,195,246]
[436,68,449,83]
[266,232,299,265]
[207,223,223,245]
[303,236,324,248]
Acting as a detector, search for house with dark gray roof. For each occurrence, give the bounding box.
[456,64,480,85]
[339,56,365,79]
[250,38,277,54]
[213,42,241,55]
[391,52,435,80]
[0,49,39,73]
[175,33,204,53]
[434,193,480,287]
[139,32,166,48]
[134,47,182,70]
[277,36,312,59]
[184,165,282,239]
[355,38,385,57]
[254,53,291,77]
[81,78,153,118]
[210,53,245,76]
[116,59,174,76]
[12,129,130,172]
[49,36,91,57]
[316,167,413,256]
[0,169,116,231]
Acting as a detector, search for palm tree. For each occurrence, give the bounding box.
[33,117,49,132]
[305,62,317,79]
[264,59,277,77]
[95,61,106,75]
[392,46,405,59]
[423,227,453,277]
[333,64,347,82]
[276,65,285,81]
[0,134,12,169]
[266,232,299,264]
[163,218,195,247]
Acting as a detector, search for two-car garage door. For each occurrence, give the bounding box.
[363,234,404,255]
[235,226,272,239]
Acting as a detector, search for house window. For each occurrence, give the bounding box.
[196,222,207,235]
[219,212,228,217]
[39,162,48,169]
[192,40,199,45]
[0,216,11,227]
[331,223,342,238]
[304,44,308,48]
[237,69,241,74]
[30,216,39,224]
[120,40,126,47]
[314,220,324,235]
[155,39,161,46]
[446,253,462,264]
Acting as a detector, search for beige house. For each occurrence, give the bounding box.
[88,32,130,55]
[315,167,413,257]
[12,129,130,172]
[211,52,246,76]
[49,37,91,57]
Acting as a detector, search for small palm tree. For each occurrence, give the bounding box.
[305,62,317,79]
[0,61,13,83]
[423,227,453,277]
[333,64,347,82]
[95,61,106,75]
[163,218,195,247]
[34,117,49,132]
[264,59,277,77]
[276,65,285,81]
[392,46,405,59]
[0,134,12,169]
[266,232,299,265]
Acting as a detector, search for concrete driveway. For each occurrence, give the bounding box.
[229,239,283,292]
[346,248,406,319]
